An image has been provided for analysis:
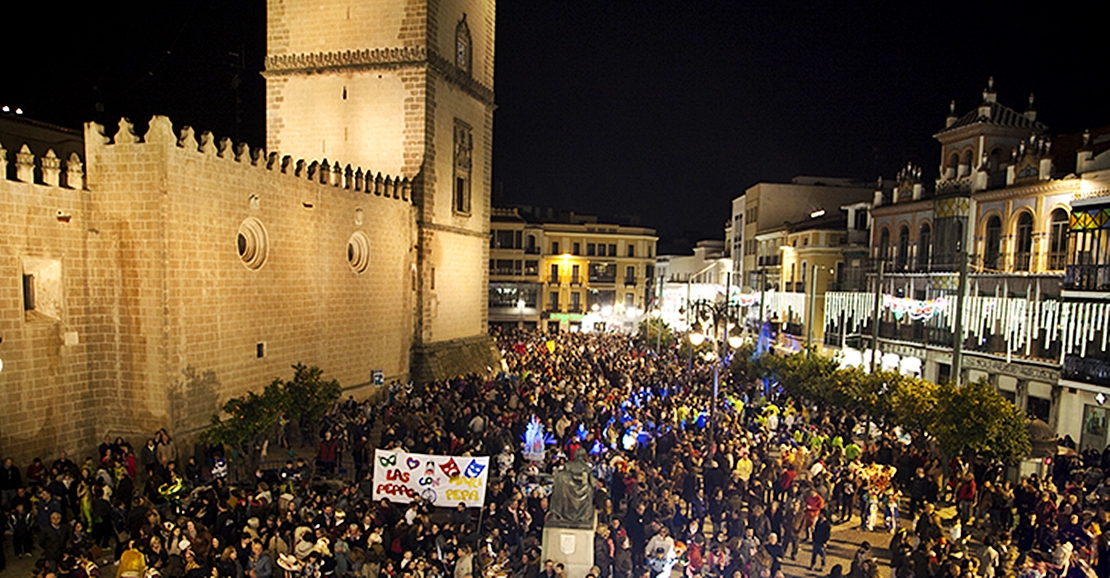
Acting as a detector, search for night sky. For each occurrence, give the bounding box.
[3,1,1104,246]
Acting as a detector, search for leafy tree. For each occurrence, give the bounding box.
[280,363,342,437]
[932,378,1030,465]
[638,318,677,350]
[200,378,285,469]
[886,373,938,444]
[201,364,342,469]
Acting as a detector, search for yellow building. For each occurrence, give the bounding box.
[487,210,657,333]
[539,220,657,333]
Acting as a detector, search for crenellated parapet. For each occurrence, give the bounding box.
[0,142,85,190]
[85,116,414,203]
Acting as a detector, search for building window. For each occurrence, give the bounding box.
[598,244,606,257]
[918,223,932,270]
[984,216,1002,270]
[570,292,581,312]
[1014,212,1034,271]
[571,264,580,284]
[896,226,910,271]
[455,15,472,75]
[627,244,635,257]
[453,120,472,215]
[550,264,559,284]
[878,228,890,262]
[551,241,559,254]
[608,244,617,256]
[1049,209,1068,270]
[572,242,581,255]
[587,244,596,256]
[625,265,636,286]
[548,291,559,311]
[237,217,269,270]
[347,231,370,273]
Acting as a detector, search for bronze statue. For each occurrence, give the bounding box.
[547,448,595,528]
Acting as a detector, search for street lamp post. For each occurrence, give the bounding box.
[687,289,742,456]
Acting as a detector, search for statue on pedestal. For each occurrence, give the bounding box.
[547,448,595,528]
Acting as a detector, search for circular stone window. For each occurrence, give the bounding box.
[236,218,269,270]
[347,231,370,273]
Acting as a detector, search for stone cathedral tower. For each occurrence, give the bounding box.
[264,0,498,380]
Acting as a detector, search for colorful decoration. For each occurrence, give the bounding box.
[882,295,949,321]
[825,291,1110,359]
[521,416,555,462]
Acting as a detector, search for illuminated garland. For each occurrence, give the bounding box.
[882,295,949,321]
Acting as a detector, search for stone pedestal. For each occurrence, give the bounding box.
[541,526,595,578]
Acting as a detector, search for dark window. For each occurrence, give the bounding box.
[984,216,1002,270]
[1015,212,1033,271]
[22,273,35,311]
[608,244,617,256]
[878,228,890,262]
[627,244,635,257]
[918,224,932,270]
[551,242,559,254]
[587,244,596,256]
[1049,209,1068,270]
[896,226,910,270]
[572,242,581,255]
[550,264,559,283]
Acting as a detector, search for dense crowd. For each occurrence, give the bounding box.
[2,329,1110,578]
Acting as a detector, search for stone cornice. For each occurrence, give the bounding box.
[419,220,489,239]
[263,47,495,107]
[265,46,428,73]
[973,178,1077,202]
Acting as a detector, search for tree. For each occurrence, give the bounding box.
[280,363,342,442]
[886,373,938,444]
[200,378,285,471]
[932,378,1030,465]
[637,317,677,350]
[201,364,342,471]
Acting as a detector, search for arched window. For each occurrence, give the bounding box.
[455,16,472,75]
[1048,209,1068,270]
[984,216,1002,270]
[918,223,932,270]
[878,228,890,263]
[988,148,1004,172]
[947,152,960,178]
[960,150,973,177]
[1014,212,1034,271]
[896,226,910,271]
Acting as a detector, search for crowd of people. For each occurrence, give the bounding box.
[1,329,1109,578]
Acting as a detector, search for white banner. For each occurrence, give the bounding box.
[372,449,490,508]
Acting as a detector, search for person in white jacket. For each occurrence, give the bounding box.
[644,525,675,578]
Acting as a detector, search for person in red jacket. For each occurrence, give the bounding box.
[803,488,825,540]
[316,430,339,476]
[956,472,977,526]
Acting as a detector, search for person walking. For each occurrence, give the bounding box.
[809,511,831,571]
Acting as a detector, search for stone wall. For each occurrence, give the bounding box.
[0,116,417,462]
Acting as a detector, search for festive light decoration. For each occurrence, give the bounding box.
[521,415,555,461]
[883,295,949,321]
[824,291,1110,359]
[735,292,760,307]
